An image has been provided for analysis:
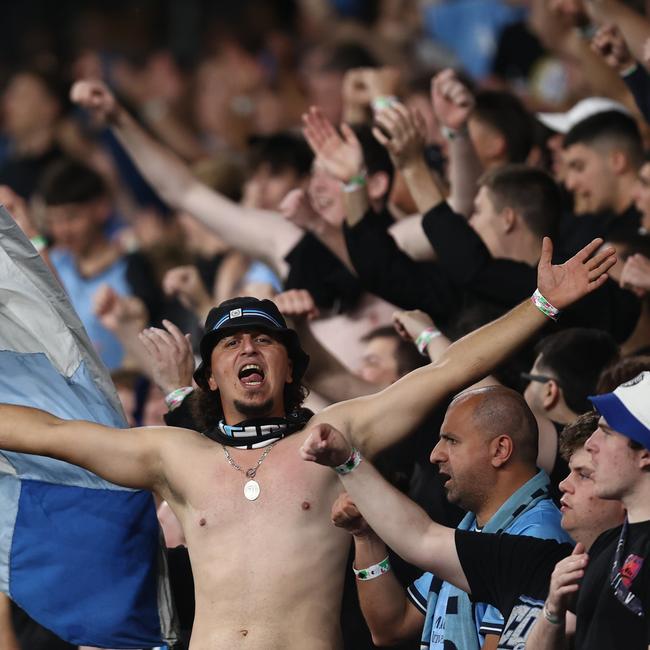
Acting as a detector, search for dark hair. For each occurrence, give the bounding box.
[248,132,314,179]
[39,158,107,206]
[535,328,620,414]
[321,42,378,73]
[353,124,394,195]
[480,164,562,239]
[361,325,428,377]
[596,355,650,393]
[563,110,643,168]
[559,411,599,461]
[190,380,309,432]
[472,90,535,163]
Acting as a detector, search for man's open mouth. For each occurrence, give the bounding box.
[238,364,265,386]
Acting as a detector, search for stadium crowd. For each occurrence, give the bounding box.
[1,0,650,649]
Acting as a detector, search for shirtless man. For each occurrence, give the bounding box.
[0,234,614,649]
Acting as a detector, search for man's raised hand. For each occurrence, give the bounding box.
[591,24,635,73]
[302,106,364,183]
[274,289,320,323]
[372,103,427,169]
[70,79,120,124]
[537,237,616,310]
[300,423,352,467]
[392,309,435,342]
[138,320,195,394]
[430,69,475,132]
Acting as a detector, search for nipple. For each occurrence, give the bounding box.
[199,517,206,527]
[301,501,311,510]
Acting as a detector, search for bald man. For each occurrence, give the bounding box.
[332,386,572,650]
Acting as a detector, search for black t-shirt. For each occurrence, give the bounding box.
[284,233,363,312]
[575,521,650,650]
[559,204,642,256]
[455,529,572,649]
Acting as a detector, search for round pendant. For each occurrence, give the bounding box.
[244,479,260,501]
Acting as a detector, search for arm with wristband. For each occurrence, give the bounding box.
[430,69,482,218]
[331,492,425,645]
[314,236,617,459]
[301,423,467,589]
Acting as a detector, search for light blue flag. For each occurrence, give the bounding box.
[0,208,178,647]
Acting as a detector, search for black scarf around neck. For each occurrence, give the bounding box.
[204,408,313,449]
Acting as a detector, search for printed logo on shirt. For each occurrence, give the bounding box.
[620,554,644,588]
[498,596,543,649]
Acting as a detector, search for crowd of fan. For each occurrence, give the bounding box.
[2,0,650,649]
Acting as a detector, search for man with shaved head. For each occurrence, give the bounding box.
[331,384,571,650]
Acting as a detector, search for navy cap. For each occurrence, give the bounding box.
[193,297,309,390]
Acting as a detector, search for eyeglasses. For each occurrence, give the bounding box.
[520,372,557,385]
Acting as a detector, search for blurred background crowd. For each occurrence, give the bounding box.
[2,0,650,648]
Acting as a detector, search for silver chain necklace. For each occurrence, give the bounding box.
[221,442,278,501]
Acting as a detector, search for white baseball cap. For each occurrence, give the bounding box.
[537,97,632,134]
[589,372,650,449]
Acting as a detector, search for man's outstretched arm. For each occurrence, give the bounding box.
[319,237,616,457]
[0,404,169,491]
[70,80,302,278]
[301,424,468,591]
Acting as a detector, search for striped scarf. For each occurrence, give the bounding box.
[204,408,312,449]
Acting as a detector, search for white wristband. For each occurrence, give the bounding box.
[353,556,391,580]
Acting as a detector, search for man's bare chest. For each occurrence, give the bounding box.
[169,436,339,535]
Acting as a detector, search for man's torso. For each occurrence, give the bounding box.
[161,425,350,650]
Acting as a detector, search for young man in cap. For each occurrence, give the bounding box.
[0,238,614,649]
[527,371,650,649]
[300,373,650,650]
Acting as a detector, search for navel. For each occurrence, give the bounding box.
[301,501,311,510]
[239,629,248,637]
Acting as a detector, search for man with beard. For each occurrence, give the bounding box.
[0,236,615,649]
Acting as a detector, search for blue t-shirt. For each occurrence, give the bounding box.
[407,498,572,648]
[50,249,132,370]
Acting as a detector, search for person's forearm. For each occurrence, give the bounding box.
[588,0,650,65]
[524,608,568,650]
[351,297,547,458]
[447,133,483,217]
[353,533,420,645]
[0,404,65,457]
[110,107,301,277]
[338,459,466,590]
[557,30,635,107]
[400,157,446,216]
[344,186,371,227]
[0,403,161,490]
[0,593,20,650]
[295,321,376,401]
[438,299,545,385]
[388,215,437,262]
